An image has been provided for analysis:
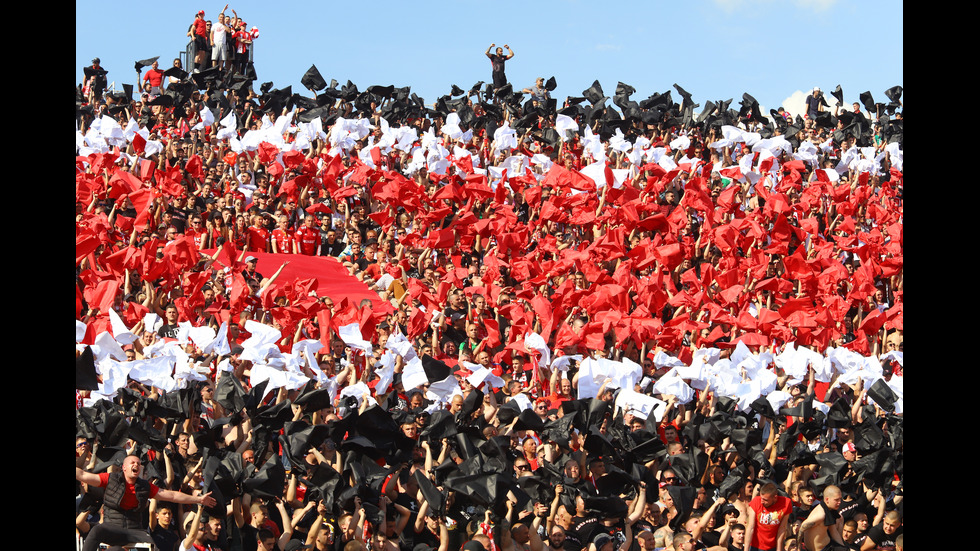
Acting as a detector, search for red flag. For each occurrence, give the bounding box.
[132,133,146,155]
[258,142,280,165]
[317,309,333,347]
[185,154,205,180]
[426,228,456,250]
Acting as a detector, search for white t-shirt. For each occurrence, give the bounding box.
[212,21,229,46]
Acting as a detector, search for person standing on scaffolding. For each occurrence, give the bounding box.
[187,9,208,72]
[485,43,514,96]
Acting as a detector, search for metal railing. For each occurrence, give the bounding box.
[182,39,254,75]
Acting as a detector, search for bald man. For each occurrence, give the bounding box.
[800,485,845,551]
[76,454,216,551]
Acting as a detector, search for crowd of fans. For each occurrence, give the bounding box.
[76,12,903,551]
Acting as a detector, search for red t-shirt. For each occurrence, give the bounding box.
[143,69,164,88]
[247,226,270,252]
[186,228,208,249]
[193,18,207,37]
[749,495,793,550]
[97,472,160,509]
[294,226,321,255]
[362,261,383,281]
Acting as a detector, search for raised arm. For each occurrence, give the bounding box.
[306,500,330,547]
[155,487,217,507]
[392,499,412,537]
[437,516,450,551]
[618,522,633,551]
[75,467,102,487]
[276,498,294,548]
[182,504,204,551]
[257,261,290,297]
[414,496,430,534]
[628,482,648,525]
[546,484,563,532]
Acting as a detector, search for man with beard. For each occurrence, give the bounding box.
[543,525,567,550]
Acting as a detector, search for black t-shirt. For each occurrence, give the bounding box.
[193,194,211,212]
[818,502,842,531]
[623,519,658,551]
[409,522,442,550]
[443,304,468,321]
[565,515,600,551]
[793,504,814,520]
[840,494,870,521]
[805,94,821,118]
[170,207,190,234]
[151,525,180,551]
[320,234,345,257]
[490,54,506,75]
[864,524,902,550]
[157,323,180,339]
[356,219,377,241]
[346,253,368,272]
[240,524,262,551]
[443,512,467,551]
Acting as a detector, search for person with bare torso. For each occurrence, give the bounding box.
[801,486,845,551]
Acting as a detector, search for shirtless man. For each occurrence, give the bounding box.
[800,485,845,551]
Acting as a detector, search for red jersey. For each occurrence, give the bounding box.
[294,226,321,255]
[272,228,295,254]
[233,30,251,54]
[241,295,262,316]
[247,226,270,252]
[193,18,207,37]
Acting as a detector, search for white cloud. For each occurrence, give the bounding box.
[783,90,809,118]
[595,43,622,51]
[793,0,839,12]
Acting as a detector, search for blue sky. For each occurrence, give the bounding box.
[77,0,903,118]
